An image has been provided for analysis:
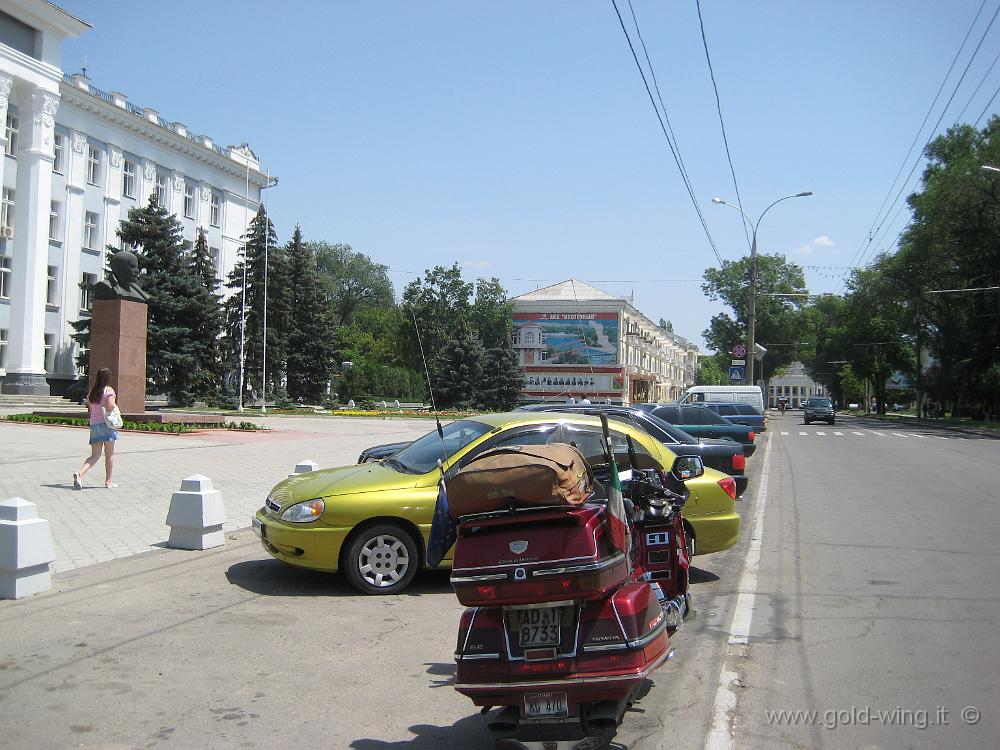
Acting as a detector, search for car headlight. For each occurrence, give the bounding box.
[280,498,325,523]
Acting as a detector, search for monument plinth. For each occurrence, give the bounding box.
[90,299,147,415]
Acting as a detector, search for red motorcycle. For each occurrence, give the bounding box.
[448,433,701,749]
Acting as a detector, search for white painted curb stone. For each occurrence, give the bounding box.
[289,460,319,477]
[0,498,55,599]
[165,475,226,550]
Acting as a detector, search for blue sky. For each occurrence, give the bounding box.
[56,1,1000,350]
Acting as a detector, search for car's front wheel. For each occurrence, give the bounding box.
[343,523,420,595]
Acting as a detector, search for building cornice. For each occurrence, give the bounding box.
[5,0,91,38]
[0,45,62,87]
[58,81,271,187]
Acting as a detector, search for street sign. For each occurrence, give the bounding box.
[728,366,745,382]
[731,359,746,366]
[731,344,747,359]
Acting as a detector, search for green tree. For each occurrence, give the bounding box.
[222,205,288,404]
[695,352,728,385]
[285,226,336,402]
[400,263,474,371]
[702,254,809,385]
[116,195,222,404]
[311,241,394,325]
[471,277,513,351]
[430,319,485,409]
[336,306,407,367]
[479,342,526,410]
[183,228,225,399]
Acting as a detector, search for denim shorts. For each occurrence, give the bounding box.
[89,422,119,445]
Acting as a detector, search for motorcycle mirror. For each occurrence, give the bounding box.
[672,455,704,481]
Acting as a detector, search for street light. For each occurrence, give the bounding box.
[712,191,813,387]
[982,165,1000,173]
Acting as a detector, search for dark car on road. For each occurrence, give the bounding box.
[804,397,836,425]
[517,403,749,496]
[634,403,757,455]
[700,402,766,432]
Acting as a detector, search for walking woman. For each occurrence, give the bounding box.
[74,368,119,489]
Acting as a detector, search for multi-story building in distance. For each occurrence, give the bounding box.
[511,279,699,405]
[1,0,273,396]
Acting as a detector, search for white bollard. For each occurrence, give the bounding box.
[393,400,400,408]
[165,475,227,550]
[289,460,319,478]
[0,498,55,599]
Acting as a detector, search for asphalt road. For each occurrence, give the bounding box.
[2,412,997,749]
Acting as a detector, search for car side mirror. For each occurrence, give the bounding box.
[672,455,704,481]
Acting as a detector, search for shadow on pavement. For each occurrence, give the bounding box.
[224,558,454,598]
[688,566,720,584]
[350,712,493,749]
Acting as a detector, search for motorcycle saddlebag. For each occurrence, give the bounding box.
[447,443,594,519]
[450,503,628,607]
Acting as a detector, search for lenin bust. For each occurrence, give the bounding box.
[93,250,149,304]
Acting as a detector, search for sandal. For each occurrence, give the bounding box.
[105,482,119,488]
[73,473,82,490]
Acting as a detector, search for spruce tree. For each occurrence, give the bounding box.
[222,205,289,404]
[285,226,335,401]
[184,229,225,398]
[480,341,526,411]
[116,195,221,405]
[430,319,485,409]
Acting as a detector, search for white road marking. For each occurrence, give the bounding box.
[869,431,886,436]
[816,431,827,436]
[833,431,844,435]
[852,431,865,435]
[705,431,775,750]
[933,435,951,440]
[909,432,928,438]
[780,431,789,436]
[799,431,807,436]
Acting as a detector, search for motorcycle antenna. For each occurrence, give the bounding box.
[410,308,446,455]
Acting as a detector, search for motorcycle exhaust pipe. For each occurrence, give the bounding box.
[585,698,628,738]
[487,706,520,736]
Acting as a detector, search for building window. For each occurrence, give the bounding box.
[123,159,135,198]
[4,113,17,156]
[44,333,54,372]
[210,191,221,227]
[184,182,195,218]
[86,145,101,185]
[0,256,10,298]
[46,265,57,305]
[49,201,61,241]
[155,172,167,208]
[0,328,6,369]
[83,211,99,250]
[210,247,221,280]
[53,133,65,173]
[81,272,97,310]
[1,188,13,229]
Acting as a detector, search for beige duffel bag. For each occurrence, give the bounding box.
[447,443,594,519]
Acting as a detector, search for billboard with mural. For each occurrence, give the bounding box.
[513,312,619,365]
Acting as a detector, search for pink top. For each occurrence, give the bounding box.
[89,386,115,425]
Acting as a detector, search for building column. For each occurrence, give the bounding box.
[3,86,59,395]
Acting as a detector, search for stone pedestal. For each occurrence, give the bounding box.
[166,475,226,550]
[0,498,55,599]
[90,299,147,414]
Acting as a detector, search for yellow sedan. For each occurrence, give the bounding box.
[253,412,740,594]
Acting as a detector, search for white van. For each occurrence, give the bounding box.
[678,385,764,413]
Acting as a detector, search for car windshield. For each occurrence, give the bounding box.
[808,398,833,407]
[390,419,493,474]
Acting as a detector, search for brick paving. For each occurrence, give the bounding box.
[0,411,433,573]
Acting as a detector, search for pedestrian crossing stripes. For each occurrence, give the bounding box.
[774,428,952,440]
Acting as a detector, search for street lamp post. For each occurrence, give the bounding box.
[712,191,813,387]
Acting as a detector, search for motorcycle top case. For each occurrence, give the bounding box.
[446,443,594,519]
[450,503,628,607]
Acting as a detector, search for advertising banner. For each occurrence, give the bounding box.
[513,312,619,365]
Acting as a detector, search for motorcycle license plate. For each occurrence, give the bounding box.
[524,691,569,718]
[516,607,562,647]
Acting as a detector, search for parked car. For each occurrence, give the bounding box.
[804,396,836,425]
[254,412,741,594]
[633,403,757,455]
[515,403,749,497]
[678,385,765,413]
[699,401,766,432]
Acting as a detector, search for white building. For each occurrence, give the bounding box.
[1,1,272,396]
[767,361,828,408]
[510,279,699,405]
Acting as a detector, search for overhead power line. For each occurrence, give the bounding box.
[695,0,752,250]
[849,0,991,270]
[610,0,725,266]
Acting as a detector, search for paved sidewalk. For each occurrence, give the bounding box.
[0,414,432,573]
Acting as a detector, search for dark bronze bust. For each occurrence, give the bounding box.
[94,250,149,303]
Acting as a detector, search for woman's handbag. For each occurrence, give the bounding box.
[103,404,124,429]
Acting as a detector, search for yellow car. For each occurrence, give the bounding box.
[253,412,740,594]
